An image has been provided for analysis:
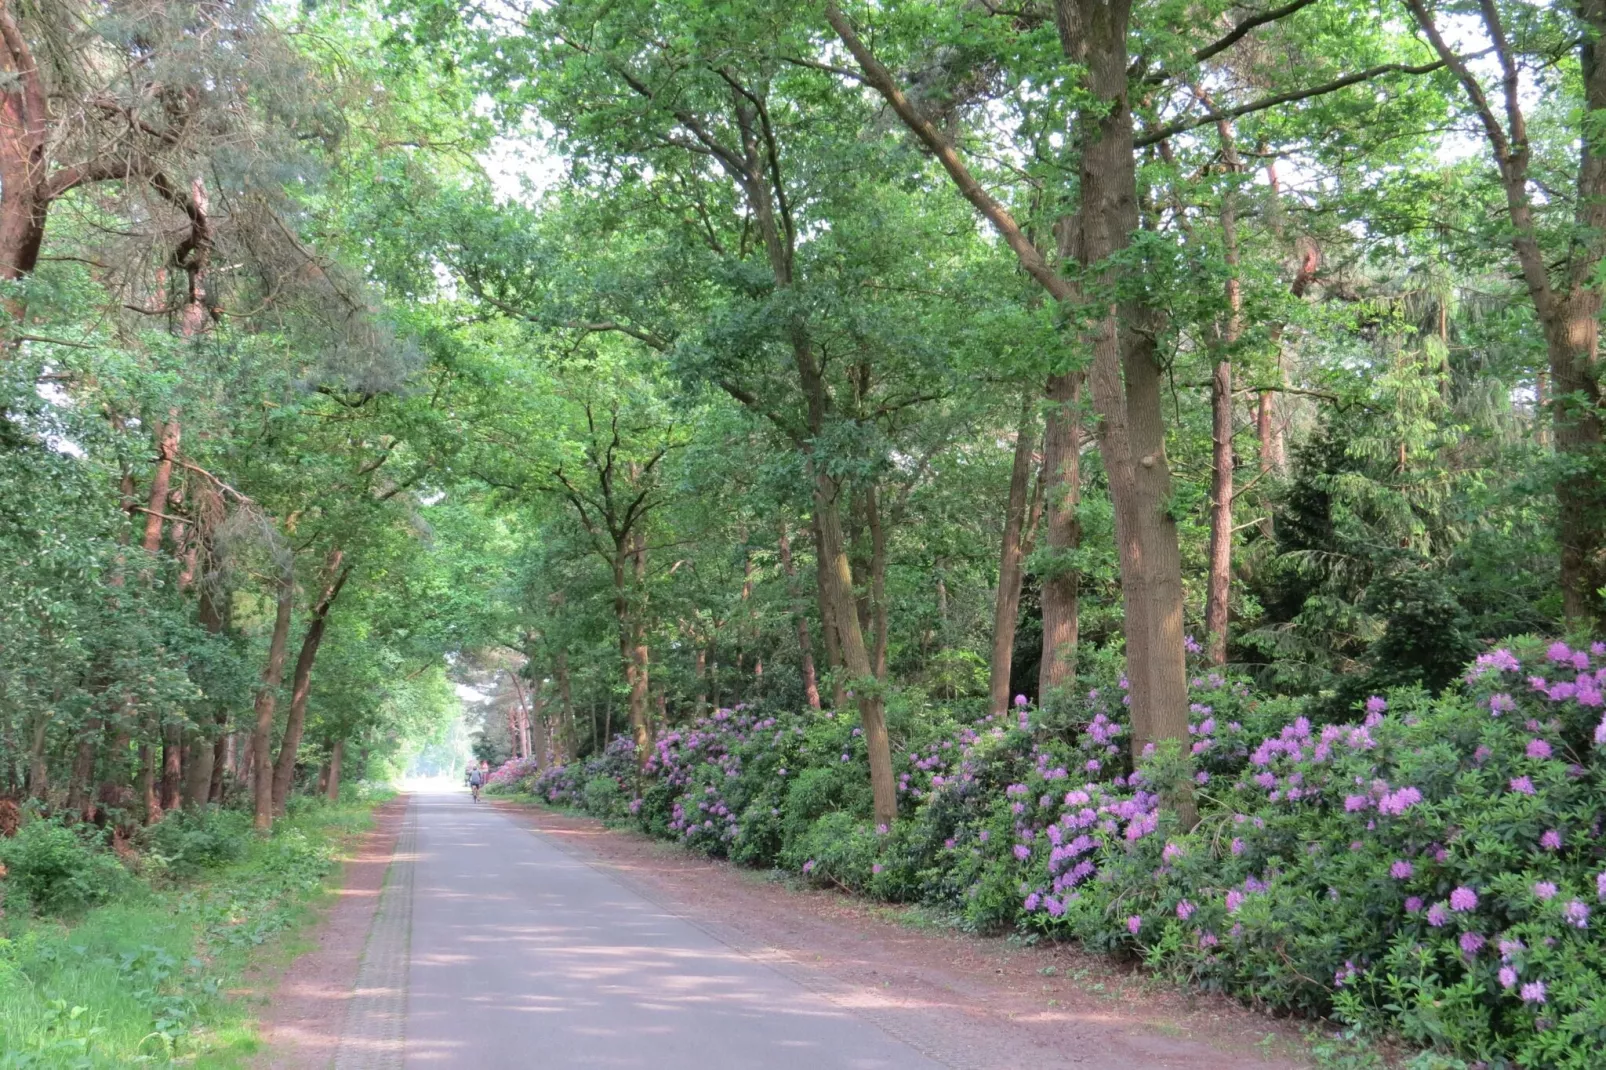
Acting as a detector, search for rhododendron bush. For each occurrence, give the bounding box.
[494,638,1606,1067]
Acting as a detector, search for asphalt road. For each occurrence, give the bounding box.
[402,788,941,1068]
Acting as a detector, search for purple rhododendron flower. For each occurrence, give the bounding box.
[1450,886,1478,911]
[1365,695,1388,716]
[1499,966,1518,989]
[1405,896,1424,914]
[1231,837,1245,856]
[1521,980,1547,1005]
[1564,900,1591,928]
[1597,871,1606,901]
[1460,931,1486,956]
[1127,915,1142,934]
[1427,903,1450,926]
[1534,881,1559,901]
[1226,889,1245,913]
[1391,860,1414,879]
[1548,641,1573,663]
[1527,738,1554,760]
[1542,829,1563,850]
[1510,776,1537,795]
[1013,844,1031,861]
[1490,693,1515,715]
[1176,899,1195,921]
[1024,893,1041,912]
[1014,694,1028,708]
[1378,786,1423,816]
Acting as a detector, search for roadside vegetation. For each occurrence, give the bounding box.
[0,790,389,1068]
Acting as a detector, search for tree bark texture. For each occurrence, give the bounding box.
[252,570,295,832]
[613,533,653,762]
[991,391,1038,714]
[271,552,351,814]
[325,738,342,801]
[777,521,823,709]
[1205,120,1243,668]
[1037,371,1083,705]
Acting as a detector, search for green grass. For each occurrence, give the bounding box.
[0,792,390,1068]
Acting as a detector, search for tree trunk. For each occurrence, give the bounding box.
[137,741,159,824]
[559,654,576,761]
[272,553,351,815]
[829,2,1192,787]
[531,703,549,768]
[209,726,228,802]
[181,579,225,807]
[1055,0,1192,772]
[160,728,182,811]
[814,474,897,827]
[613,536,652,762]
[991,391,1038,713]
[67,718,100,813]
[777,521,822,709]
[325,738,342,801]
[1205,356,1234,667]
[695,646,709,715]
[866,484,889,681]
[0,11,51,323]
[252,570,295,833]
[1549,293,1606,623]
[141,415,180,557]
[1205,124,1243,668]
[812,514,847,707]
[1038,371,1082,706]
[26,708,48,797]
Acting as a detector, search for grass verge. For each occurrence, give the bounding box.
[0,792,391,1068]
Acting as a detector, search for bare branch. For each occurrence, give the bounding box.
[1136,60,1449,148]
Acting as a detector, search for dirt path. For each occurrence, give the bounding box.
[250,795,410,1070]
[490,799,1314,1070]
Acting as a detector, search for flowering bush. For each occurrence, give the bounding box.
[521,636,1606,1066]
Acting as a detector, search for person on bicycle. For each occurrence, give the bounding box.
[468,764,485,802]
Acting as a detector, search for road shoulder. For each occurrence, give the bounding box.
[491,797,1314,1070]
[249,794,411,1070]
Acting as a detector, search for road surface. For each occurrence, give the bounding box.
[390,788,941,1068]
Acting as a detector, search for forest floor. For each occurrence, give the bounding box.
[488,798,1321,1069]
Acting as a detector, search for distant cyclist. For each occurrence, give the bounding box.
[468,765,485,802]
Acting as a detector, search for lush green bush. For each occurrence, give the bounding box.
[136,807,252,879]
[0,819,128,916]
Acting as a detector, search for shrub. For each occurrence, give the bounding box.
[582,775,629,820]
[136,807,252,879]
[0,819,127,915]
